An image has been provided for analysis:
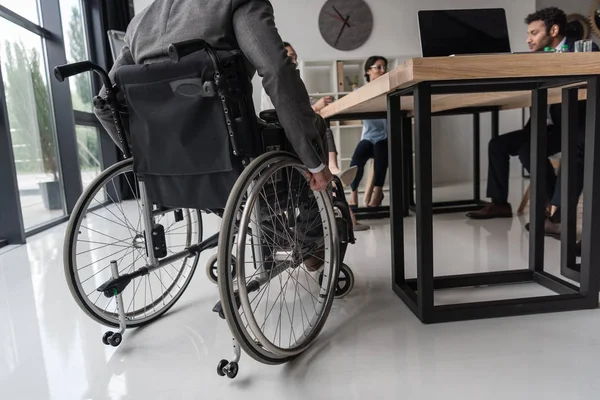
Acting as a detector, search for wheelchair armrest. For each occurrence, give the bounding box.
[259,109,279,124]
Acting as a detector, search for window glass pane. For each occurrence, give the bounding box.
[75,125,102,187]
[0,0,40,26]
[1,19,66,229]
[59,0,93,112]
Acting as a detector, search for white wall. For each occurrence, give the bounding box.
[132,0,539,186]
[537,0,595,22]
[133,0,152,13]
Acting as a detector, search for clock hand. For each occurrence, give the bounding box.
[331,6,350,28]
[332,5,347,22]
[334,15,350,46]
[326,10,351,27]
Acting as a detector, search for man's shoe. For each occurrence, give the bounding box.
[466,203,513,219]
[524,218,561,239]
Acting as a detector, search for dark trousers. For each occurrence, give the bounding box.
[349,139,389,192]
[487,125,562,204]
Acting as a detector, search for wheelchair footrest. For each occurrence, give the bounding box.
[97,267,149,298]
[212,298,230,320]
[212,281,260,319]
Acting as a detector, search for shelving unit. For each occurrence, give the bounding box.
[298,55,416,198]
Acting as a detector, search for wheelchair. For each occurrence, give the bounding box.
[54,39,356,378]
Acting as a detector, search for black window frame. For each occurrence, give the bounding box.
[0,0,133,245]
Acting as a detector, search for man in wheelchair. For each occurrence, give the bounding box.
[94,0,334,193]
[89,0,355,274]
[54,0,357,373]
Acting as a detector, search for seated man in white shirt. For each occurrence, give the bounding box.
[260,42,357,187]
[467,7,576,220]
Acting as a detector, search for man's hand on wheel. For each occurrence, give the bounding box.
[306,167,333,192]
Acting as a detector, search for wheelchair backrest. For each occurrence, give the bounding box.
[114,49,259,210]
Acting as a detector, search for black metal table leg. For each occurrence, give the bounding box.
[389,75,598,324]
[580,77,600,301]
[491,108,499,139]
[413,82,434,322]
[388,94,406,288]
[529,89,548,272]
[401,112,413,215]
[560,87,579,280]
[405,116,415,208]
[473,112,481,202]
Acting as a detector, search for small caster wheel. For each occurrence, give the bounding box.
[335,264,354,299]
[102,331,114,345]
[107,332,122,347]
[217,359,229,377]
[226,362,239,379]
[318,263,354,299]
[206,254,236,284]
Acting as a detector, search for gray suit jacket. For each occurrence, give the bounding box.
[95,0,323,169]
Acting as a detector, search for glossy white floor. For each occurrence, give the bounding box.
[2,178,600,400]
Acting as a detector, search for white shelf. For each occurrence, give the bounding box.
[302,60,335,67]
[309,92,336,97]
[339,124,363,129]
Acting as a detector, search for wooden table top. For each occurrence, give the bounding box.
[320,52,600,119]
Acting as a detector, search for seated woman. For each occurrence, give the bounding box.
[348,56,389,208]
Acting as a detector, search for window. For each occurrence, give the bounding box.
[0,0,40,25]
[59,0,93,112]
[59,0,104,186]
[0,0,129,243]
[75,125,102,187]
[0,19,66,229]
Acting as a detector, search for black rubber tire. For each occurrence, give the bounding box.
[335,264,354,299]
[217,359,228,377]
[102,331,114,345]
[108,332,122,347]
[227,362,239,379]
[218,153,295,365]
[217,151,340,365]
[206,255,219,284]
[206,254,237,284]
[63,159,202,328]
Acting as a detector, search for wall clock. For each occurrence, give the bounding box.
[590,0,600,37]
[566,13,590,41]
[318,0,373,51]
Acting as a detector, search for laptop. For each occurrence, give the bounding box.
[107,30,126,62]
[418,9,512,57]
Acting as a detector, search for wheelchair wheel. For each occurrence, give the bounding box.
[64,159,202,328]
[218,151,340,365]
[206,253,236,284]
[320,263,354,299]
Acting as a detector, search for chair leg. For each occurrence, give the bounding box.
[363,160,375,206]
[517,185,530,216]
[517,159,559,217]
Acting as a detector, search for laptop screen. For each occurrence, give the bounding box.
[418,9,511,57]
